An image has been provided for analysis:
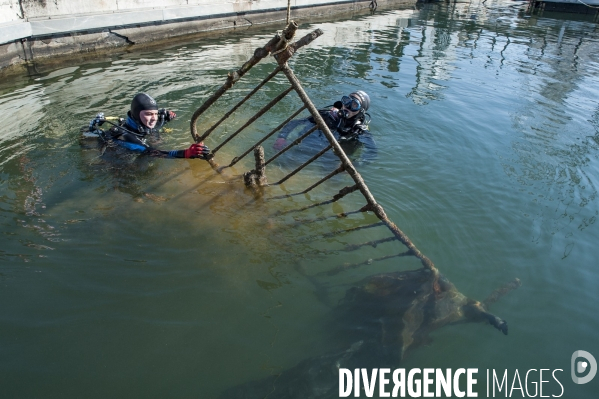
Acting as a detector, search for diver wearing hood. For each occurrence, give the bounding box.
[273,91,376,161]
[88,93,209,159]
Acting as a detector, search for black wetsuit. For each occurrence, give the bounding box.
[101,112,187,158]
[277,108,377,162]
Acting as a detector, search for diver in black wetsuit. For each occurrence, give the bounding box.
[273,90,376,162]
[88,93,210,159]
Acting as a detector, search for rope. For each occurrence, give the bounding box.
[271,27,293,57]
[287,0,291,24]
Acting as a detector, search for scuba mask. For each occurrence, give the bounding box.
[341,95,362,112]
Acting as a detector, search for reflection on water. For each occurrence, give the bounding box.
[1,1,598,398]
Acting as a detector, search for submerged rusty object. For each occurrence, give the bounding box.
[189,27,519,398]
[319,221,384,239]
[219,271,520,399]
[272,144,333,186]
[242,146,267,188]
[291,204,373,226]
[484,277,522,307]
[335,235,397,253]
[268,164,346,200]
[276,183,359,215]
[321,251,413,276]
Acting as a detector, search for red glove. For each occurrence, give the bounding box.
[274,138,287,151]
[184,142,210,159]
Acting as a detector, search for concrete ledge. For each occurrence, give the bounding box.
[28,10,167,36]
[1,0,413,71]
[0,20,32,44]
[2,1,370,44]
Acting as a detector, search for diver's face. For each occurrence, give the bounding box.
[342,105,360,119]
[139,110,158,128]
[340,95,362,119]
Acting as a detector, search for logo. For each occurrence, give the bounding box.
[571,350,597,384]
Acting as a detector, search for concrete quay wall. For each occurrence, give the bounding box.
[0,0,414,71]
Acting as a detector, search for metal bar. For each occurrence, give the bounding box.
[319,251,413,277]
[291,204,372,226]
[339,236,397,252]
[211,86,294,155]
[200,66,283,140]
[319,222,385,239]
[274,29,324,65]
[300,222,385,242]
[483,278,522,308]
[264,125,318,166]
[281,63,438,275]
[272,144,332,186]
[277,184,358,214]
[268,164,344,199]
[315,236,397,255]
[226,105,307,169]
[243,146,267,188]
[190,22,298,143]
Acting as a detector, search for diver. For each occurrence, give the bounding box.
[87,92,210,159]
[273,90,376,162]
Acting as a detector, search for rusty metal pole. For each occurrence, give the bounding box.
[243,146,267,188]
[279,63,438,275]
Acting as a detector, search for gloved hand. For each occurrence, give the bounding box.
[327,108,340,122]
[274,138,287,151]
[184,142,211,159]
[159,109,177,121]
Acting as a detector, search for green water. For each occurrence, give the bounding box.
[1,1,598,398]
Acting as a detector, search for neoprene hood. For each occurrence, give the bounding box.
[130,93,158,123]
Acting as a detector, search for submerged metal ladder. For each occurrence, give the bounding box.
[189,22,440,280]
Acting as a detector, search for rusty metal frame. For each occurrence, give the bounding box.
[226,105,307,169]
[211,86,294,155]
[188,22,440,279]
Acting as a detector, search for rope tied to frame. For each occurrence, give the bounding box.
[271,29,294,56]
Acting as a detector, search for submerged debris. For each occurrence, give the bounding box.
[219,269,520,399]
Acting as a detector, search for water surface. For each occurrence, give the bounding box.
[1,1,598,397]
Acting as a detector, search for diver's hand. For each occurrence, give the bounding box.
[184,143,210,159]
[274,138,287,151]
[159,109,177,121]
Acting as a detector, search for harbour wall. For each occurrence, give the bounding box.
[0,0,415,71]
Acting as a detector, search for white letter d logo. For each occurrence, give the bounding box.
[571,350,597,384]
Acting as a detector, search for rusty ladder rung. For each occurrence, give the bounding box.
[200,65,284,141]
[226,105,307,169]
[212,86,294,155]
